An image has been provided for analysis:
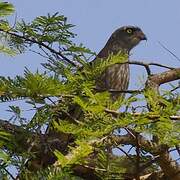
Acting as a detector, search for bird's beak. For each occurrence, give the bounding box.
[136,31,147,41]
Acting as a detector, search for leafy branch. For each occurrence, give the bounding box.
[0,6,179,179]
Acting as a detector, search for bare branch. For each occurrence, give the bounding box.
[109,89,143,94]
[146,68,180,92]
[0,164,16,180]
[95,88,143,94]
[170,84,180,92]
[104,109,180,120]
[109,134,180,180]
[135,134,141,180]
[148,62,175,69]
[116,146,134,161]
[127,61,151,75]
[158,41,180,62]
[158,148,180,180]
[118,60,175,76]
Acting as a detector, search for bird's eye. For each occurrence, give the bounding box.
[126,28,133,34]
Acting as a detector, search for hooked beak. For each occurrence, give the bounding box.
[136,31,147,41]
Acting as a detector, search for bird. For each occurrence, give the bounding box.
[93,25,147,101]
[70,26,146,119]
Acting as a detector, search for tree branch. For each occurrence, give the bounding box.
[0,116,180,179]
[109,134,180,180]
[121,60,175,76]
[104,110,180,120]
[0,28,78,67]
[146,68,180,90]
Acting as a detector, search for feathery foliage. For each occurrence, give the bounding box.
[0,2,179,180]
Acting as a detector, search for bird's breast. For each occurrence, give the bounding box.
[105,63,130,89]
[96,63,130,100]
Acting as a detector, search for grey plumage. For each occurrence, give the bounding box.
[93,26,147,100]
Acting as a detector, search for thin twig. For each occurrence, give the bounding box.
[148,62,175,69]
[11,12,18,30]
[124,128,136,139]
[96,88,143,94]
[158,41,180,62]
[139,156,160,173]
[170,84,180,92]
[0,28,78,67]
[46,97,56,105]
[56,109,83,125]
[29,49,50,59]
[109,89,143,94]
[104,110,180,120]
[175,146,180,157]
[116,146,135,161]
[82,164,127,176]
[127,145,134,154]
[174,157,180,162]
[127,61,151,75]
[135,133,140,180]
[0,165,16,180]
[121,60,175,76]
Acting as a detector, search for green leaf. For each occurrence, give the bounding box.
[55,141,93,168]
[0,150,9,164]
[0,131,12,146]
[54,150,69,168]
[0,44,17,56]
[68,44,95,55]
[0,2,14,17]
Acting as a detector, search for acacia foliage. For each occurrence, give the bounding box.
[0,2,179,180]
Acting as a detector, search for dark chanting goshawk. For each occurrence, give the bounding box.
[94,26,147,100]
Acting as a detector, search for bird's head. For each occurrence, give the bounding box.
[110,25,147,53]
